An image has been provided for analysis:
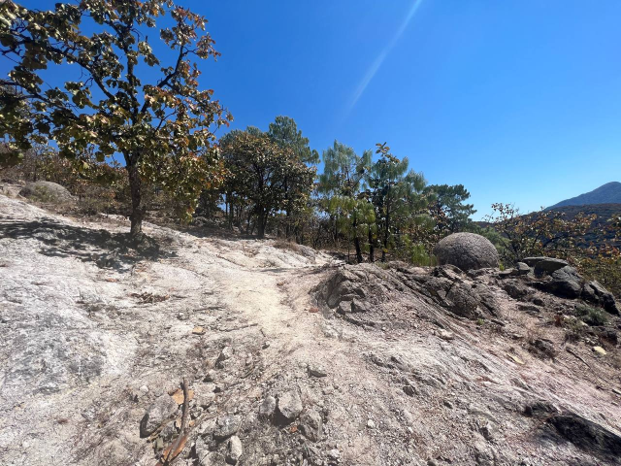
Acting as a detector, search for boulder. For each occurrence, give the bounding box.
[523,257,568,276]
[19,181,73,203]
[582,281,620,315]
[433,233,499,272]
[542,266,583,299]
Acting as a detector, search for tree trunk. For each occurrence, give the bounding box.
[257,209,267,238]
[354,235,363,264]
[368,229,375,263]
[381,210,390,262]
[127,162,144,239]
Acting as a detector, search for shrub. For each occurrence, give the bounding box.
[574,304,608,326]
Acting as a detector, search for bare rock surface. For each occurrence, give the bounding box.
[1,192,621,465]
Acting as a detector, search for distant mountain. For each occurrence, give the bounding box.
[547,182,621,209]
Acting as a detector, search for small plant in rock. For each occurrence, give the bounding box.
[574,304,608,327]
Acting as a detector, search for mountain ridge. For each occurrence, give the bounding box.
[548,181,621,209]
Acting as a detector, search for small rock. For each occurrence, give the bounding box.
[177,312,188,321]
[367,419,376,429]
[226,436,243,464]
[276,391,303,424]
[213,415,240,441]
[438,329,454,341]
[196,437,225,466]
[403,384,418,397]
[259,396,276,420]
[216,347,233,368]
[300,409,323,441]
[140,395,179,437]
[204,369,216,382]
[328,449,340,460]
[593,346,607,356]
[308,365,327,378]
[139,385,149,394]
[516,262,531,275]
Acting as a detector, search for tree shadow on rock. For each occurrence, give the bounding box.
[0,219,173,271]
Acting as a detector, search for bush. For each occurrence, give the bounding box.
[574,304,608,326]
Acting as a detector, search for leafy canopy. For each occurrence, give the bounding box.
[0,0,231,223]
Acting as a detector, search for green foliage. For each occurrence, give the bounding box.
[425,184,476,233]
[0,0,231,236]
[574,304,608,326]
[316,141,435,264]
[318,141,374,262]
[367,143,433,262]
[220,127,314,238]
[266,116,319,238]
[484,203,596,263]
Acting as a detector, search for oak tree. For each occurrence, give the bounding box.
[0,0,230,237]
[220,127,314,238]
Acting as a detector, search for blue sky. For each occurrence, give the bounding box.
[5,1,621,218]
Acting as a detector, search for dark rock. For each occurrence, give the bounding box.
[535,259,570,276]
[524,257,569,275]
[433,233,499,271]
[139,395,178,438]
[518,303,541,315]
[544,266,583,299]
[524,400,559,418]
[351,299,370,313]
[503,280,530,301]
[549,413,621,461]
[308,365,327,378]
[582,281,620,315]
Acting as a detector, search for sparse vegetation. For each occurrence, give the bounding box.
[574,303,608,327]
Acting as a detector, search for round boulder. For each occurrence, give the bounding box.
[19,181,73,203]
[433,233,499,272]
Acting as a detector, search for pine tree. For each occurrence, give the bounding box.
[318,141,373,263]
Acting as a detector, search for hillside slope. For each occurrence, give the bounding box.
[548,181,621,209]
[1,193,621,466]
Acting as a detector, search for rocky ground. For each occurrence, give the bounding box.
[1,192,621,466]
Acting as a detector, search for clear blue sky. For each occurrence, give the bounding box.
[6,1,621,218]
